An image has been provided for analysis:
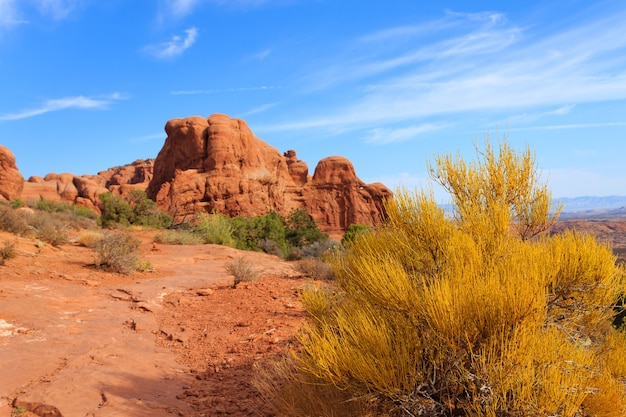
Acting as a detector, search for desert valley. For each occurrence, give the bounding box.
[1,115,626,417]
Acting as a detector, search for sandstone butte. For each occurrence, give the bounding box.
[2,114,392,233]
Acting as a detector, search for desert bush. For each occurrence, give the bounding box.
[28,213,69,247]
[153,229,203,245]
[285,141,626,417]
[194,212,235,245]
[0,205,30,235]
[225,256,257,288]
[94,231,140,274]
[300,239,342,259]
[0,240,16,265]
[126,190,172,228]
[256,238,284,257]
[295,258,335,280]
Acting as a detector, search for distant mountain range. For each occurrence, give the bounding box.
[439,196,626,219]
[556,196,626,219]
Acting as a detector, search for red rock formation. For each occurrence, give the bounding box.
[147,114,391,232]
[4,114,391,232]
[0,145,24,200]
[306,156,393,231]
[19,160,154,211]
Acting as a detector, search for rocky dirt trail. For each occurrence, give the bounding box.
[0,231,306,417]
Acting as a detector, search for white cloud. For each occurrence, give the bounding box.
[143,27,198,59]
[277,6,626,135]
[0,93,126,121]
[364,124,447,144]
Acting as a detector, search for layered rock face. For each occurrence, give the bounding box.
[0,146,24,200]
[147,114,391,232]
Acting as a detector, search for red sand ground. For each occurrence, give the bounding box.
[2,218,626,417]
[0,230,307,417]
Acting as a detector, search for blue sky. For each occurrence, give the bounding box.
[1,0,625,201]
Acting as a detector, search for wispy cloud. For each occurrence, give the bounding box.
[171,86,280,95]
[246,48,271,61]
[274,6,626,136]
[0,93,126,121]
[0,0,28,29]
[35,0,82,20]
[512,122,626,131]
[364,123,448,144]
[164,0,202,17]
[240,103,278,116]
[143,27,198,59]
[160,0,279,17]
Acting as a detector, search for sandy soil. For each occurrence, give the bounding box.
[2,218,625,417]
[0,230,307,417]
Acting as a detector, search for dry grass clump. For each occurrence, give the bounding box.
[0,205,30,235]
[94,231,141,274]
[153,229,203,245]
[28,213,69,247]
[0,240,16,266]
[295,258,335,280]
[77,230,104,248]
[225,256,257,288]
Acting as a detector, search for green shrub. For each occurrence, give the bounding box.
[98,192,134,227]
[9,198,24,209]
[341,223,370,248]
[126,190,172,228]
[285,208,328,248]
[31,198,70,213]
[0,240,16,265]
[98,191,171,229]
[194,212,235,245]
[231,211,287,254]
[225,256,257,288]
[284,141,626,417]
[94,231,140,274]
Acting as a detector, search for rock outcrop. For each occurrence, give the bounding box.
[0,145,24,201]
[3,114,391,232]
[147,114,391,232]
[19,160,154,212]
